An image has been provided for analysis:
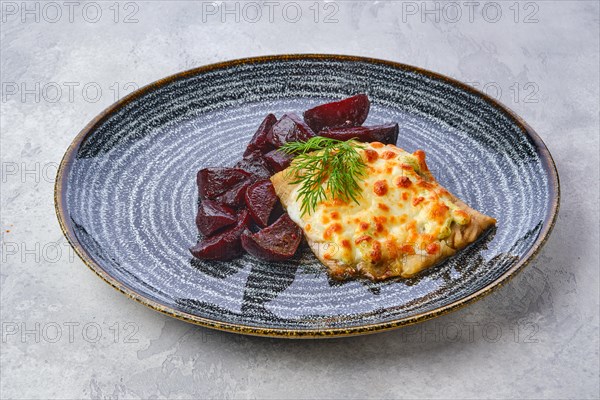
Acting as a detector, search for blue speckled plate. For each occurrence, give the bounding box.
[55,55,559,338]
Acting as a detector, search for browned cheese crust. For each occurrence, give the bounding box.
[271,143,496,280]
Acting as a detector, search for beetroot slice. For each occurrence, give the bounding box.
[244,114,277,156]
[245,179,278,227]
[267,113,316,148]
[190,210,250,260]
[319,123,399,145]
[196,200,237,236]
[197,168,251,200]
[264,149,294,173]
[241,214,302,261]
[213,180,251,208]
[303,94,370,133]
[234,150,272,180]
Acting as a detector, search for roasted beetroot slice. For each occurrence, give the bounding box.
[267,113,316,148]
[319,123,399,145]
[244,114,277,156]
[234,150,272,180]
[303,94,370,133]
[264,149,294,173]
[214,180,251,208]
[245,179,278,227]
[195,200,237,236]
[190,210,250,260]
[241,214,302,261]
[197,168,251,200]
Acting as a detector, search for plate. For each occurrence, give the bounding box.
[55,55,559,338]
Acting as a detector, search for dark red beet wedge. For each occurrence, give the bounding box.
[245,179,278,227]
[190,210,250,260]
[264,149,294,173]
[319,123,399,145]
[241,214,302,261]
[244,114,278,156]
[303,94,370,133]
[213,180,251,208]
[267,113,316,148]
[196,200,237,236]
[197,168,251,200]
[234,150,272,180]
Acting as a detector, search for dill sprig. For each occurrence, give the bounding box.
[279,136,367,216]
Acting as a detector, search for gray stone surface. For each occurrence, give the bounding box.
[1,1,598,399]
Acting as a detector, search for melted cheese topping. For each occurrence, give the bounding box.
[286,142,470,267]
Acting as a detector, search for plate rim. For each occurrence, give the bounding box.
[54,54,560,338]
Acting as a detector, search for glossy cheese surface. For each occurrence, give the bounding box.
[285,142,471,267]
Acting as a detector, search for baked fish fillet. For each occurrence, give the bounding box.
[271,142,496,280]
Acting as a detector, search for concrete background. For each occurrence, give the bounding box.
[1,1,598,399]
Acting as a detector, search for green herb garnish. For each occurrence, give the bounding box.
[279,136,367,216]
